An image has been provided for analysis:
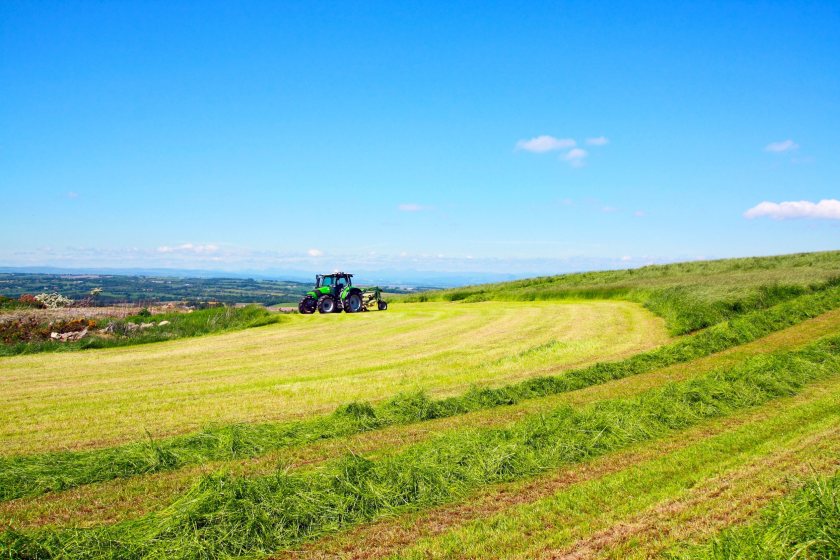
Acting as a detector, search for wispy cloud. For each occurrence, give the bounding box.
[66,191,79,199]
[586,136,609,146]
[157,243,219,254]
[515,135,576,153]
[744,199,840,220]
[397,203,428,212]
[307,248,324,257]
[563,148,588,167]
[764,139,799,153]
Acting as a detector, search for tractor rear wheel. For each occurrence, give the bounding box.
[344,293,363,313]
[298,297,316,314]
[378,301,388,311]
[317,295,337,314]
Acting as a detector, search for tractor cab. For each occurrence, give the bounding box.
[299,272,388,314]
[315,273,352,296]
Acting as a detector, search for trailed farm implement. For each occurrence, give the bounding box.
[298,272,388,314]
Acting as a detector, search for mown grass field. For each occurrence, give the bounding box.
[1,251,839,559]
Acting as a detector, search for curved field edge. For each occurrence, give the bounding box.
[2,287,839,503]
[3,334,839,559]
[399,251,840,335]
[666,470,840,560]
[4,307,840,531]
[1,300,665,457]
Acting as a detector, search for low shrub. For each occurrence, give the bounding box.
[0,305,283,357]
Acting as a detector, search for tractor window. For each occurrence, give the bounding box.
[321,276,333,287]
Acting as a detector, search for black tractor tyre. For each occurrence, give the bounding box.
[378,300,388,311]
[317,295,337,314]
[344,293,363,313]
[298,297,316,314]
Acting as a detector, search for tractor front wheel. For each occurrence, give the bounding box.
[344,293,363,313]
[298,297,316,314]
[378,301,388,311]
[317,295,337,314]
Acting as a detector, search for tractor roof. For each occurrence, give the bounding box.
[318,272,353,277]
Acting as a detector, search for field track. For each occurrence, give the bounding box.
[0,301,667,456]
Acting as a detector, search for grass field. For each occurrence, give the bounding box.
[0,300,667,456]
[1,251,839,559]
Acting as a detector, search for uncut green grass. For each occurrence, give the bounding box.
[669,471,840,560]
[0,300,665,456]
[4,334,839,559]
[3,286,839,503]
[401,250,840,334]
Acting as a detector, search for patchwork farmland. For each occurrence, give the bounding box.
[1,251,839,559]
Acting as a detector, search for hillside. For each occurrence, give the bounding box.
[1,251,839,559]
[402,250,840,334]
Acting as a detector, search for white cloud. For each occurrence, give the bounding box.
[398,203,426,212]
[564,148,588,167]
[633,210,646,217]
[621,255,632,262]
[66,191,79,199]
[744,199,840,220]
[586,136,609,146]
[307,248,324,257]
[157,243,219,254]
[764,140,799,153]
[516,135,576,153]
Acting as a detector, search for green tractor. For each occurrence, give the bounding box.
[298,272,388,314]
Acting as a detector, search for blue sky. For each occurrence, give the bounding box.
[1,1,838,279]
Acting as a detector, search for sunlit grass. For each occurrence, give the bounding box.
[0,301,668,456]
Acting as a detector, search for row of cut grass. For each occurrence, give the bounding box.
[385,386,840,559]
[5,306,839,531]
[3,333,839,559]
[3,286,839,503]
[668,470,840,560]
[280,376,840,559]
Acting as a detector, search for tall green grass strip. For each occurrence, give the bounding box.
[3,335,840,559]
[669,470,840,559]
[401,254,840,334]
[3,285,840,503]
